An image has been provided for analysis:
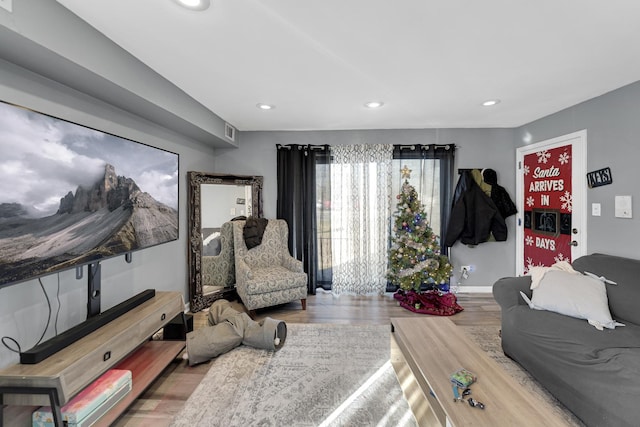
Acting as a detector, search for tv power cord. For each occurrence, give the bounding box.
[1,277,54,355]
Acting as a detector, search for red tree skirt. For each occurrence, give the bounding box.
[393,289,464,316]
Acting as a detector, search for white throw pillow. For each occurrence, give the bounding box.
[520,269,624,330]
[528,261,580,290]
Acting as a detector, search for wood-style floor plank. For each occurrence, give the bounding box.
[113,291,499,426]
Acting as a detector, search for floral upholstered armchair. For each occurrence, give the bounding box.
[232,219,307,316]
[202,221,235,291]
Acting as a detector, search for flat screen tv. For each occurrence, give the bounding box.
[0,100,179,290]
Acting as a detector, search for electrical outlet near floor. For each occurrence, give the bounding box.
[460,265,474,273]
[0,0,13,13]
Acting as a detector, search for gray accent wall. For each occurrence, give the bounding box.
[0,0,234,148]
[1,0,638,371]
[215,128,518,290]
[515,81,640,258]
[0,59,217,369]
[220,82,640,291]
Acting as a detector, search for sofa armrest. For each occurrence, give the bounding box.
[492,276,532,309]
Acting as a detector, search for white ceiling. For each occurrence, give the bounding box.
[56,0,640,132]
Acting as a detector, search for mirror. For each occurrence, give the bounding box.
[188,172,263,312]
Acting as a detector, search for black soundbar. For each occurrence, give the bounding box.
[20,289,156,364]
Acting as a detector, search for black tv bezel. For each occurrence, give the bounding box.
[0,99,180,292]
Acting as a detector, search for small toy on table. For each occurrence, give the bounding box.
[450,368,485,409]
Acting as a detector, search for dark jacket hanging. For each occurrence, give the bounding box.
[444,170,507,246]
[482,168,517,219]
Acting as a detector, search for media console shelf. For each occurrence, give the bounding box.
[0,291,185,427]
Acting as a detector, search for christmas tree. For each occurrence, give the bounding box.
[388,165,453,292]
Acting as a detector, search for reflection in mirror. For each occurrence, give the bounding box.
[201,221,234,296]
[188,172,263,312]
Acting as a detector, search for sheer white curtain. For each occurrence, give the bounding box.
[330,144,394,295]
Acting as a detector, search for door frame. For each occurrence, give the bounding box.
[515,130,588,276]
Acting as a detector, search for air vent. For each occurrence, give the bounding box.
[224,123,236,142]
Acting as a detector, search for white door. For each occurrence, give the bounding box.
[515,130,587,275]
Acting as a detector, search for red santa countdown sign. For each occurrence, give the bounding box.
[523,145,573,272]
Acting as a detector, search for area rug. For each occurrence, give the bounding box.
[172,322,586,427]
[460,325,585,427]
[171,323,417,427]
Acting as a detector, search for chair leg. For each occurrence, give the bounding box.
[301,298,307,310]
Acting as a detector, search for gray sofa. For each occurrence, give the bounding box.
[493,253,640,427]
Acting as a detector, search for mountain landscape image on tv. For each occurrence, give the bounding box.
[0,101,179,288]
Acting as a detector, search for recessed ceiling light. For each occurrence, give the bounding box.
[256,103,275,110]
[482,99,501,107]
[173,0,210,11]
[365,101,384,109]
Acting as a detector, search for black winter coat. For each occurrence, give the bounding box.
[482,168,517,219]
[444,171,507,246]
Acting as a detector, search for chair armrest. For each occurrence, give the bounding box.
[235,257,254,283]
[492,276,531,309]
[282,255,304,273]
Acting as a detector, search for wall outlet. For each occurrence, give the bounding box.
[460,265,474,280]
[0,0,13,13]
[615,195,632,218]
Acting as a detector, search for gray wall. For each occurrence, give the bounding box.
[1,0,638,370]
[0,59,217,369]
[0,0,227,369]
[215,128,517,289]
[0,0,233,148]
[515,81,640,258]
[218,82,640,290]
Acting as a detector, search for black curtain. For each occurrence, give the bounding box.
[392,144,456,256]
[276,144,329,294]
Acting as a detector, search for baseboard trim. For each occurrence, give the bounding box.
[456,286,493,293]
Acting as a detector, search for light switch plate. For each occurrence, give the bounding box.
[615,195,632,218]
[591,203,601,216]
[0,0,13,13]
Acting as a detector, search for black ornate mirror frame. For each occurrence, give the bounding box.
[187,171,264,312]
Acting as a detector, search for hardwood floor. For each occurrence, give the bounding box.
[113,291,500,426]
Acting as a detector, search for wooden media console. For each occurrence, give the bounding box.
[0,291,186,427]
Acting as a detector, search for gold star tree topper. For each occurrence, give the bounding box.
[401,165,412,179]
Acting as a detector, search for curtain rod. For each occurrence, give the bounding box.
[277,143,453,150]
[458,168,482,174]
[276,144,327,150]
[397,144,456,150]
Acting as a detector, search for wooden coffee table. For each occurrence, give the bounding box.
[390,317,570,427]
